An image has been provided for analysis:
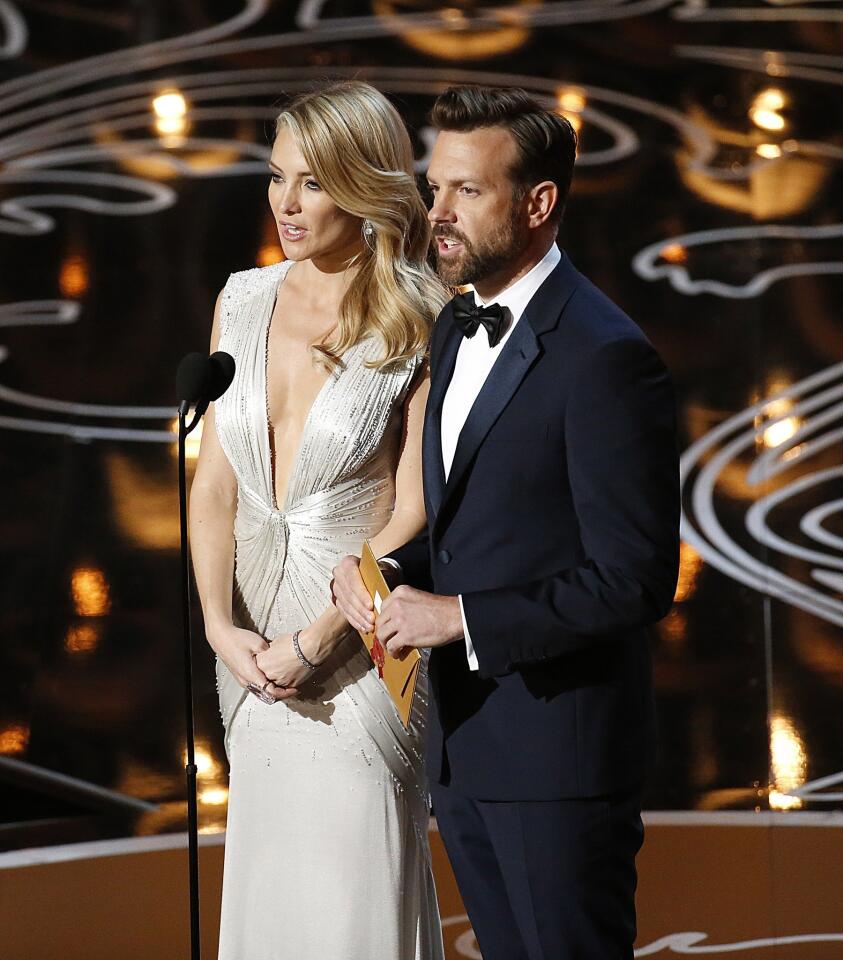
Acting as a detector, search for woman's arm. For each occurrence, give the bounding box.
[258,364,430,685]
[190,291,278,694]
[368,362,430,559]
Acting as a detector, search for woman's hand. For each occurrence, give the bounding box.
[255,627,324,694]
[207,624,289,700]
[332,555,375,634]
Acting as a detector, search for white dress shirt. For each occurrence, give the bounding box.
[441,243,562,670]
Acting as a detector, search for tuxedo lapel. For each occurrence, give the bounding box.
[438,319,540,526]
[435,254,581,531]
[423,308,461,521]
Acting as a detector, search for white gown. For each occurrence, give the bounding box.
[213,260,443,960]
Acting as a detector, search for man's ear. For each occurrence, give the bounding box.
[527,180,558,229]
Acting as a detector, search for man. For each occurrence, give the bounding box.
[333,86,679,960]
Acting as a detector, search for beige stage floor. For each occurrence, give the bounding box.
[2,814,843,959]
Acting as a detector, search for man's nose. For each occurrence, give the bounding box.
[428,195,456,225]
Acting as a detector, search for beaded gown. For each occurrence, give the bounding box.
[212,260,443,960]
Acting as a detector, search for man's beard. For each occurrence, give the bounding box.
[433,202,529,287]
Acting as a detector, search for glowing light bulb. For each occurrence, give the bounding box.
[152,90,188,138]
[557,89,586,114]
[768,714,806,810]
[754,89,786,111]
[71,566,111,617]
[749,89,787,132]
[59,254,89,299]
[0,723,29,755]
[751,110,786,132]
[186,745,221,780]
[199,787,229,806]
[153,91,187,120]
[659,244,688,265]
[762,416,799,448]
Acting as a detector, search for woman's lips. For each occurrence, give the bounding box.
[280,223,307,241]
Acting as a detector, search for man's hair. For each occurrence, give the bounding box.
[430,86,577,224]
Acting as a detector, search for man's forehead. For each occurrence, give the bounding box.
[427,127,517,179]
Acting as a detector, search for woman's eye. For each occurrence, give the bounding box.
[305,180,321,191]
[270,174,283,184]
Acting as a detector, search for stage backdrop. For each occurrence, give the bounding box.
[0,2,841,958]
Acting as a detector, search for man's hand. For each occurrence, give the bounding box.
[376,586,463,659]
[331,555,374,634]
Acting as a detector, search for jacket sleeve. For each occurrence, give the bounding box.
[386,531,433,592]
[460,335,680,679]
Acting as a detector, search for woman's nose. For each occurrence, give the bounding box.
[274,184,300,215]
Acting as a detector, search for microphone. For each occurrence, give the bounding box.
[173,346,236,960]
[177,352,211,417]
[176,350,236,418]
[196,351,235,418]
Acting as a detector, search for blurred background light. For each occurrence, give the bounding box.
[769,713,807,810]
[659,243,688,265]
[64,623,101,656]
[153,89,189,139]
[71,566,111,618]
[59,253,89,299]
[171,418,202,460]
[0,723,30,756]
[749,88,787,132]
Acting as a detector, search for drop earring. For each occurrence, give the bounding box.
[362,219,375,248]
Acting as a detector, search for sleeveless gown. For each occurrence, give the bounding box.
[212,260,443,960]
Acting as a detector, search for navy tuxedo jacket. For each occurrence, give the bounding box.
[393,251,679,801]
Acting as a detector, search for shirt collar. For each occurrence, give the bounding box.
[473,243,562,319]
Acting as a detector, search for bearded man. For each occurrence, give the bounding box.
[333,86,680,960]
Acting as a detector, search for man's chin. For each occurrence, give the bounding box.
[434,254,470,287]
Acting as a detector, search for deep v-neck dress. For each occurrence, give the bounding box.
[213,260,443,960]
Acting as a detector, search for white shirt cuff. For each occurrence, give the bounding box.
[458,594,479,671]
[377,556,402,576]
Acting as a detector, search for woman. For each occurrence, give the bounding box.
[189,82,448,959]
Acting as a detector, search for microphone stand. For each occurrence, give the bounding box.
[178,405,202,960]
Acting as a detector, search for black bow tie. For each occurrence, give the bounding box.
[452,293,509,348]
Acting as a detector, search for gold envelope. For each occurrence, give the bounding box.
[358,540,421,729]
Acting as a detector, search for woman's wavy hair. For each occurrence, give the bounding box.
[275,81,447,369]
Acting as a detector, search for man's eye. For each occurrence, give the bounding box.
[459,187,477,196]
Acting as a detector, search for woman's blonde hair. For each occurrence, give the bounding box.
[275,81,447,369]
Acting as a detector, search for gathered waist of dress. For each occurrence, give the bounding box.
[235,472,395,538]
[231,470,396,635]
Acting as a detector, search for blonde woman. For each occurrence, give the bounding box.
[189,82,447,959]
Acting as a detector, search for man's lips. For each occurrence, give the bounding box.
[436,236,464,255]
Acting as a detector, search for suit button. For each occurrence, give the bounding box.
[438,549,451,564]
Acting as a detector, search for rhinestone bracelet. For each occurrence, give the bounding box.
[292,629,317,671]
